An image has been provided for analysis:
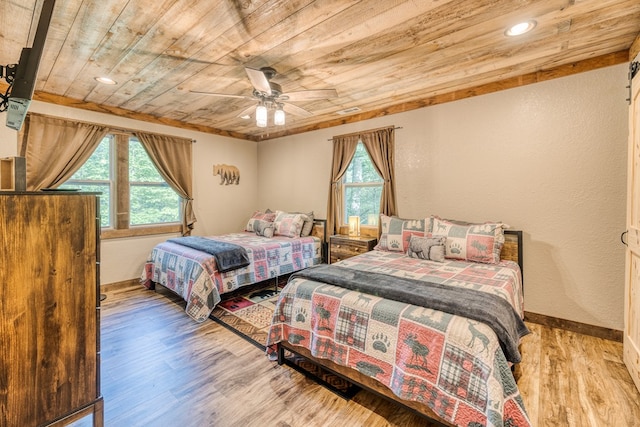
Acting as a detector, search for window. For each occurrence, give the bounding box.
[60,135,113,227]
[343,142,383,226]
[60,133,181,237]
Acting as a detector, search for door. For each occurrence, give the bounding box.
[625,58,640,393]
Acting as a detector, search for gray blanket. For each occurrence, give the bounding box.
[167,236,250,273]
[290,264,529,363]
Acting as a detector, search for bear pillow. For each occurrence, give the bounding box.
[253,219,274,238]
[407,235,446,262]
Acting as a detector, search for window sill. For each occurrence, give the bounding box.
[101,224,182,240]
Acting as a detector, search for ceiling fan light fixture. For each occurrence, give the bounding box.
[256,104,268,127]
[505,20,537,37]
[274,105,285,126]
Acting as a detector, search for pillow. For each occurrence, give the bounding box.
[291,211,314,237]
[374,214,429,253]
[430,216,507,264]
[273,210,306,238]
[407,235,446,262]
[253,219,274,238]
[245,211,276,232]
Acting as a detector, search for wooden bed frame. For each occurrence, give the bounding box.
[277,229,524,426]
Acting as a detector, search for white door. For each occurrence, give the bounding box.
[625,58,640,393]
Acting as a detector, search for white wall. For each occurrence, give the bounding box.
[0,102,258,285]
[258,64,629,331]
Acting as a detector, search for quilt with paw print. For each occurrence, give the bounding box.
[141,232,322,321]
[266,250,531,427]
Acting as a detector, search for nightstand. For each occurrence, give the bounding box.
[329,235,377,264]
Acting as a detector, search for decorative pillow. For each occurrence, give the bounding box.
[292,211,314,237]
[407,235,446,262]
[273,210,306,238]
[430,216,507,264]
[245,211,276,232]
[253,219,274,238]
[374,214,429,253]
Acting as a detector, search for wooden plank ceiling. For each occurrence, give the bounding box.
[1,0,639,141]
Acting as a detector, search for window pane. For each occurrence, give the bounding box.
[59,136,112,227]
[345,185,382,225]
[129,138,180,225]
[129,139,164,182]
[130,185,180,225]
[343,143,382,184]
[343,142,383,224]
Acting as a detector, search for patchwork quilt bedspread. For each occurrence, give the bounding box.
[141,232,321,321]
[267,250,531,427]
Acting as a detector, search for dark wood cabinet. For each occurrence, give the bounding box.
[329,234,377,264]
[0,192,103,427]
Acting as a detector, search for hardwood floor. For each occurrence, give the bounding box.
[71,283,640,427]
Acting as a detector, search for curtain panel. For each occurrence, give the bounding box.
[360,127,397,219]
[327,134,359,237]
[135,132,196,235]
[326,126,397,237]
[18,113,109,190]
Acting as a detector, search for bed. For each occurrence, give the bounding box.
[266,215,531,427]
[141,210,326,322]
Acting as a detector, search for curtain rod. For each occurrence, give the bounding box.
[97,127,195,143]
[327,126,402,141]
[27,112,196,143]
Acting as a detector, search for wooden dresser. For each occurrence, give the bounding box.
[0,192,103,427]
[329,234,378,264]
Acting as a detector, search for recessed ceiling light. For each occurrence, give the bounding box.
[95,76,117,85]
[505,20,537,37]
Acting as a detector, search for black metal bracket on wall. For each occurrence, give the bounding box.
[0,64,17,113]
[629,61,639,105]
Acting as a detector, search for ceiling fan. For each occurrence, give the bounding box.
[190,67,338,127]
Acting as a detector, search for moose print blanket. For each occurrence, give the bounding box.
[267,250,531,427]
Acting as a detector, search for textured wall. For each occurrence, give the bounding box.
[258,64,629,330]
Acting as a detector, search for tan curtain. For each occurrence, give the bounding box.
[326,134,359,237]
[18,113,109,190]
[135,132,196,235]
[326,126,397,237]
[360,127,397,218]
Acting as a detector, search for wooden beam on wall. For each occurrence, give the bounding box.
[631,32,640,61]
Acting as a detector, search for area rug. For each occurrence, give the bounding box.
[209,279,361,400]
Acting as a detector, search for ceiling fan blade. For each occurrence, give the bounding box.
[245,67,272,95]
[236,104,256,119]
[283,102,313,118]
[190,90,253,100]
[280,89,338,101]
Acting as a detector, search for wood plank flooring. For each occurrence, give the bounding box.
[71,283,640,427]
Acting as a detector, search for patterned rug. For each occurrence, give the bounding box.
[209,279,361,400]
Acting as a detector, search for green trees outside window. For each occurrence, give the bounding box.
[343,142,382,226]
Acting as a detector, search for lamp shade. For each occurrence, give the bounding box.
[348,216,360,237]
[256,104,268,127]
[274,107,285,126]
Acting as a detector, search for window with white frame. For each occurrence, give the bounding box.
[343,142,383,226]
[59,133,181,236]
